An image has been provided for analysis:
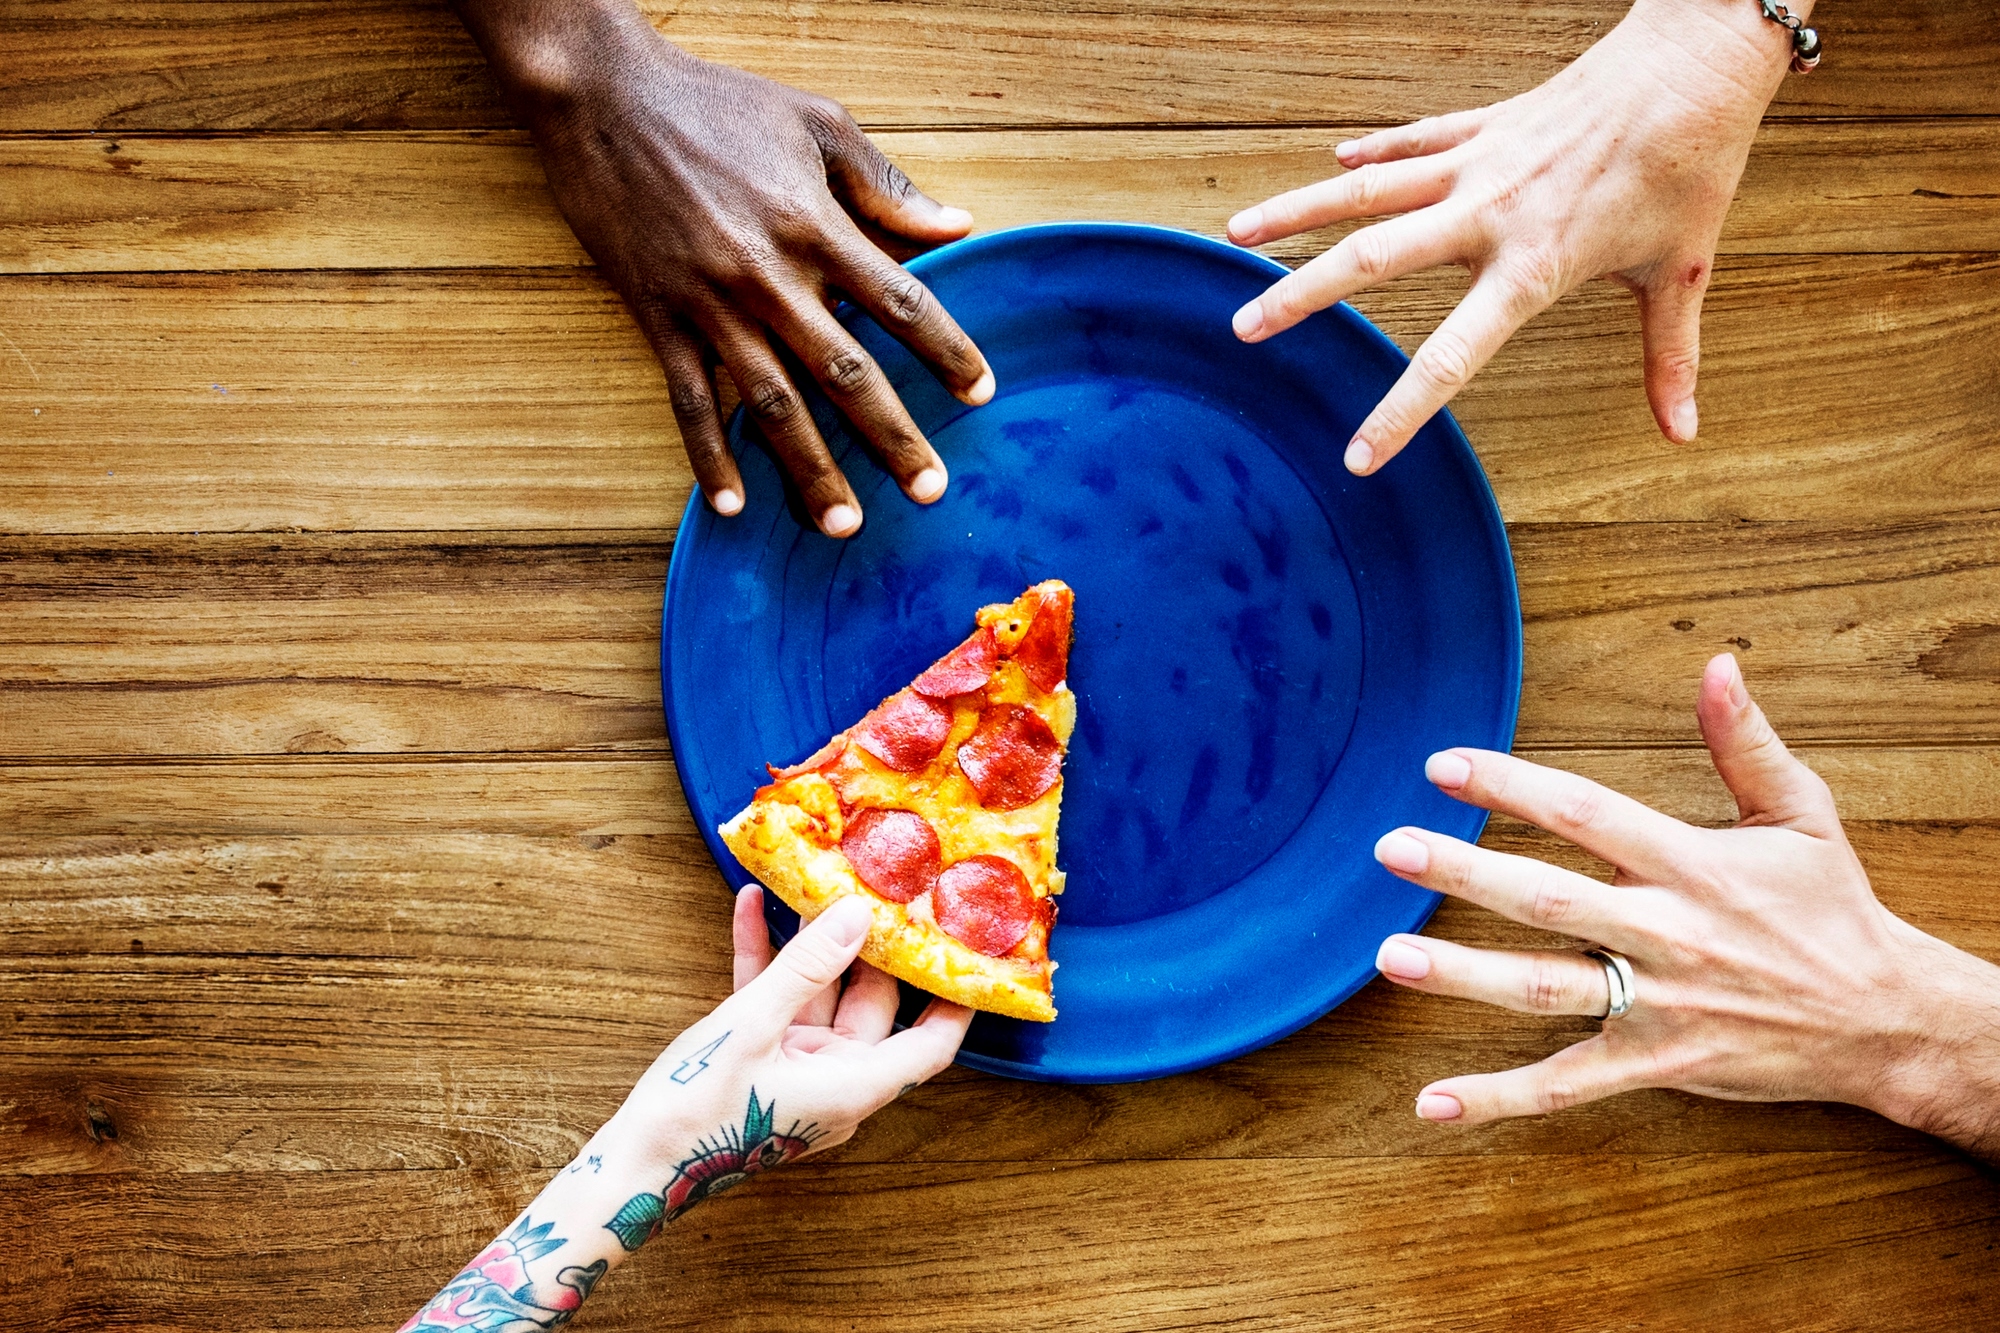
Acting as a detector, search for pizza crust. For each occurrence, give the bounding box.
[721,799,1058,1023]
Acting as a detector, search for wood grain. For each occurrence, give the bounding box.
[7,253,2000,534]
[7,120,1999,275]
[8,1155,1998,1331]
[5,3,1997,1326]
[1,824,1993,1178]
[0,745,1995,836]
[0,517,1996,759]
[5,0,1996,132]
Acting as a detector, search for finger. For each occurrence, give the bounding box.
[732,895,875,1035]
[831,959,901,1043]
[825,229,994,407]
[1422,746,1698,885]
[1415,1035,1652,1126]
[1375,933,1613,1017]
[1335,106,1493,168]
[704,310,864,537]
[1373,828,1661,953]
[1342,269,1542,475]
[732,885,773,992]
[769,298,950,504]
[859,996,972,1100]
[1232,206,1474,344]
[811,99,976,245]
[1696,653,1841,835]
[1227,156,1457,247]
[636,309,744,516]
[1636,259,1710,444]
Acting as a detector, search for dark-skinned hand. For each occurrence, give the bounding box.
[452,0,995,535]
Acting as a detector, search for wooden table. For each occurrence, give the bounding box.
[5,3,1999,1327]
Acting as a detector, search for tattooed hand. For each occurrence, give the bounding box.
[400,889,970,1331]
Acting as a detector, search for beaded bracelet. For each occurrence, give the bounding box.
[1759,0,1822,73]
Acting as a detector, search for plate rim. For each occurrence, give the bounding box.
[661,220,1523,1083]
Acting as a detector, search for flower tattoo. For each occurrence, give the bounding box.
[399,1215,606,1333]
[604,1088,822,1250]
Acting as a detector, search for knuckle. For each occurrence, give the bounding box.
[1653,345,1701,381]
[1524,958,1569,1014]
[1527,868,1579,930]
[1550,781,1605,837]
[1344,227,1396,281]
[667,376,717,425]
[1415,328,1476,392]
[745,376,802,424]
[823,348,872,393]
[1507,244,1566,301]
[1346,163,1386,213]
[877,158,917,202]
[877,273,929,326]
[1536,1078,1582,1115]
[782,934,849,989]
[1269,279,1305,323]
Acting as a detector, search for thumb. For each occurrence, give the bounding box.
[1635,261,1709,444]
[1696,653,1838,833]
[813,104,973,244]
[735,894,877,1034]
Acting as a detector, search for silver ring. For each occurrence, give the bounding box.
[1585,948,1637,1020]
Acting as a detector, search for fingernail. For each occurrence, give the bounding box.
[1335,140,1359,163]
[1671,398,1698,443]
[1344,437,1373,474]
[1416,1092,1463,1122]
[1232,302,1265,340]
[822,895,873,945]
[1426,751,1472,790]
[1373,830,1430,875]
[938,205,974,231]
[710,487,743,516]
[1376,937,1432,980]
[910,466,947,502]
[820,503,861,537]
[1726,654,1749,709]
[1229,206,1263,241]
[965,367,996,406]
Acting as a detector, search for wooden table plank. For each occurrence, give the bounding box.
[7,253,2000,533]
[6,121,1999,275]
[5,0,1996,132]
[0,518,1995,756]
[7,1155,1997,1331]
[2,745,1995,836]
[0,824,1991,1175]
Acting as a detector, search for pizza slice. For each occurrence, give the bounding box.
[720,581,1075,1022]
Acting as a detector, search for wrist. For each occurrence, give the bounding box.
[1622,0,1801,85]
[451,0,693,118]
[1860,928,2000,1156]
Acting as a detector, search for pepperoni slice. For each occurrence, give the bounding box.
[1010,587,1073,693]
[840,807,942,904]
[933,855,1037,956]
[912,627,1001,699]
[852,689,954,772]
[955,703,1063,810]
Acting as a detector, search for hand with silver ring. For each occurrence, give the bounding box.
[1369,653,2000,1159]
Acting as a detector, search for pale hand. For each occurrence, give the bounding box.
[1370,653,2000,1161]
[399,890,970,1331]
[1228,0,1801,474]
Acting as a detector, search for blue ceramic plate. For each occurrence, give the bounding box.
[663,222,1519,1083]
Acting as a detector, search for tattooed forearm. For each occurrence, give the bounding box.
[399,1215,607,1333]
[605,1088,821,1250]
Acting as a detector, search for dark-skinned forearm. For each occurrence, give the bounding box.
[449,0,677,111]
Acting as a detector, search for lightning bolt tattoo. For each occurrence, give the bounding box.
[669,1031,730,1084]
